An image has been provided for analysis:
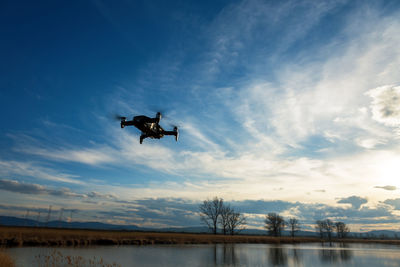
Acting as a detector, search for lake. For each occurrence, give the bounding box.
[6,242,400,266]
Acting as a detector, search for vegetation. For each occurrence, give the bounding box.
[265,213,285,237]
[315,219,349,241]
[0,226,399,247]
[315,220,325,238]
[0,250,15,267]
[288,218,300,238]
[335,222,350,238]
[0,226,323,247]
[227,209,246,235]
[199,197,246,235]
[35,249,120,267]
[199,197,224,234]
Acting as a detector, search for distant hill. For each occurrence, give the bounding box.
[1,216,399,238]
[0,215,140,231]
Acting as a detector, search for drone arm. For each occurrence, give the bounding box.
[121,120,136,128]
[163,131,176,136]
[163,128,179,141]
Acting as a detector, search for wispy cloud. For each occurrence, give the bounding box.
[0,160,83,184]
[16,146,116,166]
[2,0,400,230]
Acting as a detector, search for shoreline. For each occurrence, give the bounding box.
[1,226,400,247]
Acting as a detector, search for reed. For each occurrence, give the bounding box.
[0,250,15,267]
[35,249,120,267]
[1,226,399,247]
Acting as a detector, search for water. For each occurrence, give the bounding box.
[6,243,400,267]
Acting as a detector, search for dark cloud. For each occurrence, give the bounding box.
[111,198,202,227]
[383,198,400,210]
[367,85,400,127]
[102,198,398,228]
[0,179,117,200]
[87,191,117,199]
[231,200,295,214]
[337,196,367,209]
[0,179,47,194]
[0,195,398,229]
[374,185,397,191]
[0,179,85,197]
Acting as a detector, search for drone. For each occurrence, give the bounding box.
[117,112,179,144]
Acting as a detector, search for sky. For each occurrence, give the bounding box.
[1,0,400,232]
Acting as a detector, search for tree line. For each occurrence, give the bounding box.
[199,197,350,239]
[199,197,246,235]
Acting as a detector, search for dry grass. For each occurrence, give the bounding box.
[35,249,120,267]
[1,226,399,247]
[0,250,15,267]
[0,226,319,247]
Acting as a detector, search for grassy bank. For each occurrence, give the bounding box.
[1,226,400,247]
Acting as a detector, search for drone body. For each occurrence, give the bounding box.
[119,112,178,144]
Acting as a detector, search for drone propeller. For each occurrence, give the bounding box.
[168,123,181,129]
[149,106,173,119]
[112,114,127,121]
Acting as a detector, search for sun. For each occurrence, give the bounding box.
[377,155,400,188]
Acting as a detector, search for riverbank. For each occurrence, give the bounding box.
[1,226,399,247]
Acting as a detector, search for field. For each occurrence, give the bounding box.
[1,226,400,247]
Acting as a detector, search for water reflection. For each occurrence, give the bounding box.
[292,248,301,266]
[212,243,354,266]
[268,247,287,266]
[212,244,241,266]
[319,242,353,264]
[8,242,399,267]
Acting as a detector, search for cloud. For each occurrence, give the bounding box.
[383,198,400,210]
[3,1,400,232]
[337,196,368,209]
[0,179,118,200]
[87,191,117,200]
[0,160,83,184]
[366,84,400,128]
[0,179,84,197]
[374,185,397,191]
[17,147,116,166]
[0,179,48,195]
[1,196,397,231]
[313,189,326,193]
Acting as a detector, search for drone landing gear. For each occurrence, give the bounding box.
[140,134,148,144]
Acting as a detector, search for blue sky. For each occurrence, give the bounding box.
[1,0,400,231]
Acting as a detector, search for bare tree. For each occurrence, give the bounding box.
[335,222,350,238]
[265,213,285,237]
[288,218,300,237]
[227,210,246,235]
[323,219,334,241]
[199,197,224,234]
[219,205,232,235]
[316,219,334,241]
[315,220,325,238]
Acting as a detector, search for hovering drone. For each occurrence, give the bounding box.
[117,112,179,144]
